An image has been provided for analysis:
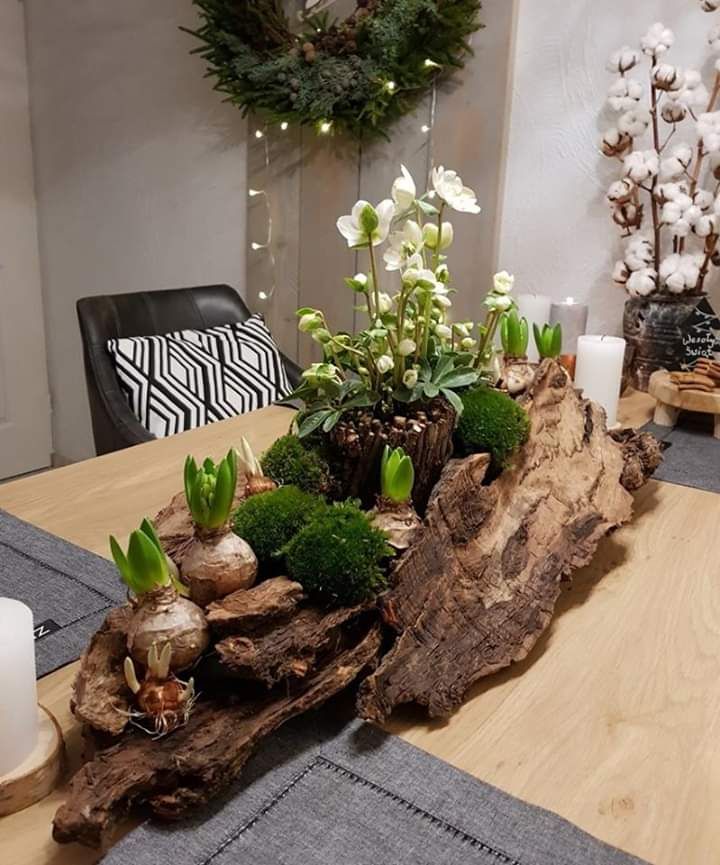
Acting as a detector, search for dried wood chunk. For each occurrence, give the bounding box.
[205,576,305,634]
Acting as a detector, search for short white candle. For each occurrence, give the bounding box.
[516,293,552,362]
[0,599,38,775]
[574,335,626,428]
[549,297,589,355]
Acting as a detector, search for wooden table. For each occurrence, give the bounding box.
[0,394,718,865]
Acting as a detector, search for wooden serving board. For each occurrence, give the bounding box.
[649,370,720,439]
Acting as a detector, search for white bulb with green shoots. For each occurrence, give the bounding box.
[370,445,422,550]
[499,309,535,395]
[181,448,258,606]
[109,519,209,673]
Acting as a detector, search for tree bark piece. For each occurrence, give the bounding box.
[53,624,381,848]
[205,576,305,634]
[610,428,665,491]
[215,602,371,685]
[358,361,656,723]
[70,606,134,736]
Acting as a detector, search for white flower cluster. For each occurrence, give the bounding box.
[659,182,717,238]
[659,253,703,293]
[624,149,659,182]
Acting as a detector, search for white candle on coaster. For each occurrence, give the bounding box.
[0,599,38,775]
[575,335,626,428]
[516,294,552,362]
[550,297,589,355]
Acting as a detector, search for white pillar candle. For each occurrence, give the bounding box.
[516,293,552,362]
[574,335,626,428]
[549,297,589,355]
[0,599,38,775]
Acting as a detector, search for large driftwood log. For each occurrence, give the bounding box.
[206,576,305,634]
[53,624,381,848]
[70,606,134,736]
[358,361,659,723]
[216,602,371,685]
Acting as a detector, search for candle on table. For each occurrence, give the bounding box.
[550,297,589,356]
[0,599,38,776]
[574,335,626,428]
[516,293,552,362]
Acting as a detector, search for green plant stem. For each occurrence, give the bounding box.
[367,238,381,322]
[475,310,501,369]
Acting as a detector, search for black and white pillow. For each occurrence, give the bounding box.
[107,315,291,438]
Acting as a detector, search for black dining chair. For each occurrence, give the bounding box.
[77,284,302,456]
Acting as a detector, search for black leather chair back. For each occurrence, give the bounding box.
[77,285,300,456]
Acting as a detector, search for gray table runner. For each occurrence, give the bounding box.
[642,414,720,494]
[105,712,650,865]
[0,508,125,677]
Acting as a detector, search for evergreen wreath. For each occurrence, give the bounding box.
[186,0,483,139]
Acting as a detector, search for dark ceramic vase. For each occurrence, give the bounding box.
[622,294,701,391]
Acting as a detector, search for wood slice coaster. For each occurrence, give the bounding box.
[0,706,64,816]
[649,370,720,440]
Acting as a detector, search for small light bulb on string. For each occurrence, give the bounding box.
[384,80,396,93]
[424,58,441,70]
[318,120,332,134]
[421,124,430,134]
[248,188,264,198]
[254,129,264,139]
[251,241,267,251]
[248,122,277,302]
[258,290,269,301]
[280,121,289,131]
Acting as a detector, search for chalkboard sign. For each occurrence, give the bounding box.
[681,298,720,369]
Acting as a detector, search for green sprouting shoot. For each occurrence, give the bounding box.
[500,309,529,358]
[380,445,415,504]
[109,518,186,596]
[533,322,563,359]
[184,448,238,530]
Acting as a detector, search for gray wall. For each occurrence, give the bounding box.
[25,0,247,463]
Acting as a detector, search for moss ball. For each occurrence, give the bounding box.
[284,501,392,606]
[233,486,325,565]
[456,387,530,468]
[261,434,330,495]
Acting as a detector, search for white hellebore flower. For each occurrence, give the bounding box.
[624,149,659,183]
[606,46,640,74]
[402,369,419,388]
[397,338,416,356]
[493,270,515,294]
[607,77,643,112]
[434,324,452,339]
[423,221,454,250]
[641,23,675,56]
[384,220,423,271]
[391,164,417,210]
[485,293,513,312]
[431,166,481,214]
[618,107,651,137]
[659,253,700,293]
[376,354,394,374]
[377,292,393,314]
[626,268,657,297]
[337,198,395,248]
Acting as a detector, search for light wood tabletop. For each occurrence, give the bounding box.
[0,394,718,865]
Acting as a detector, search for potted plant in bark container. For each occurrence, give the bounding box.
[602,17,720,390]
[284,164,515,510]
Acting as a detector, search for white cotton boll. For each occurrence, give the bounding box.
[666,271,688,293]
[626,268,657,297]
[624,150,659,182]
[694,214,716,237]
[601,127,632,157]
[709,24,720,52]
[661,101,687,124]
[660,156,686,179]
[641,23,675,56]
[625,242,653,271]
[673,144,693,168]
[697,111,720,144]
[652,64,685,91]
[695,189,714,211]
[607,46,640,74]
[661,200,683,224]
[613,260,630,284]
[702,0,720,11]
[706,132,720,153]
[618,107,651,137]
[659,253,680,281]
[607,178,635,204]
[607,77,644,112]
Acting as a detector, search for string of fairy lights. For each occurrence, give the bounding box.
[248,60,443,305]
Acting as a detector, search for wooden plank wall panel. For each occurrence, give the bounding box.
[246,0,517,361]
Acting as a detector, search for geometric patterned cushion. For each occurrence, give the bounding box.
[107,314,291,438]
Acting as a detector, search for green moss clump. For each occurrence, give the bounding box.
[455,387,530,468]
[261,434,330,495]
[233,486,325,565]
[284,502,392,606]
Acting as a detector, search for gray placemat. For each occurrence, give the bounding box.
[104,712,649,865]
[0,509,125,677]
[642,413,720,494]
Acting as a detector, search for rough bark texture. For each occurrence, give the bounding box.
[610,428,666,492]
[53,624,381,848]
[358,361,658,723]
[205,576,305,634]
[326,398,455,510]
[215,602,371,685]
[70,606,134,736]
